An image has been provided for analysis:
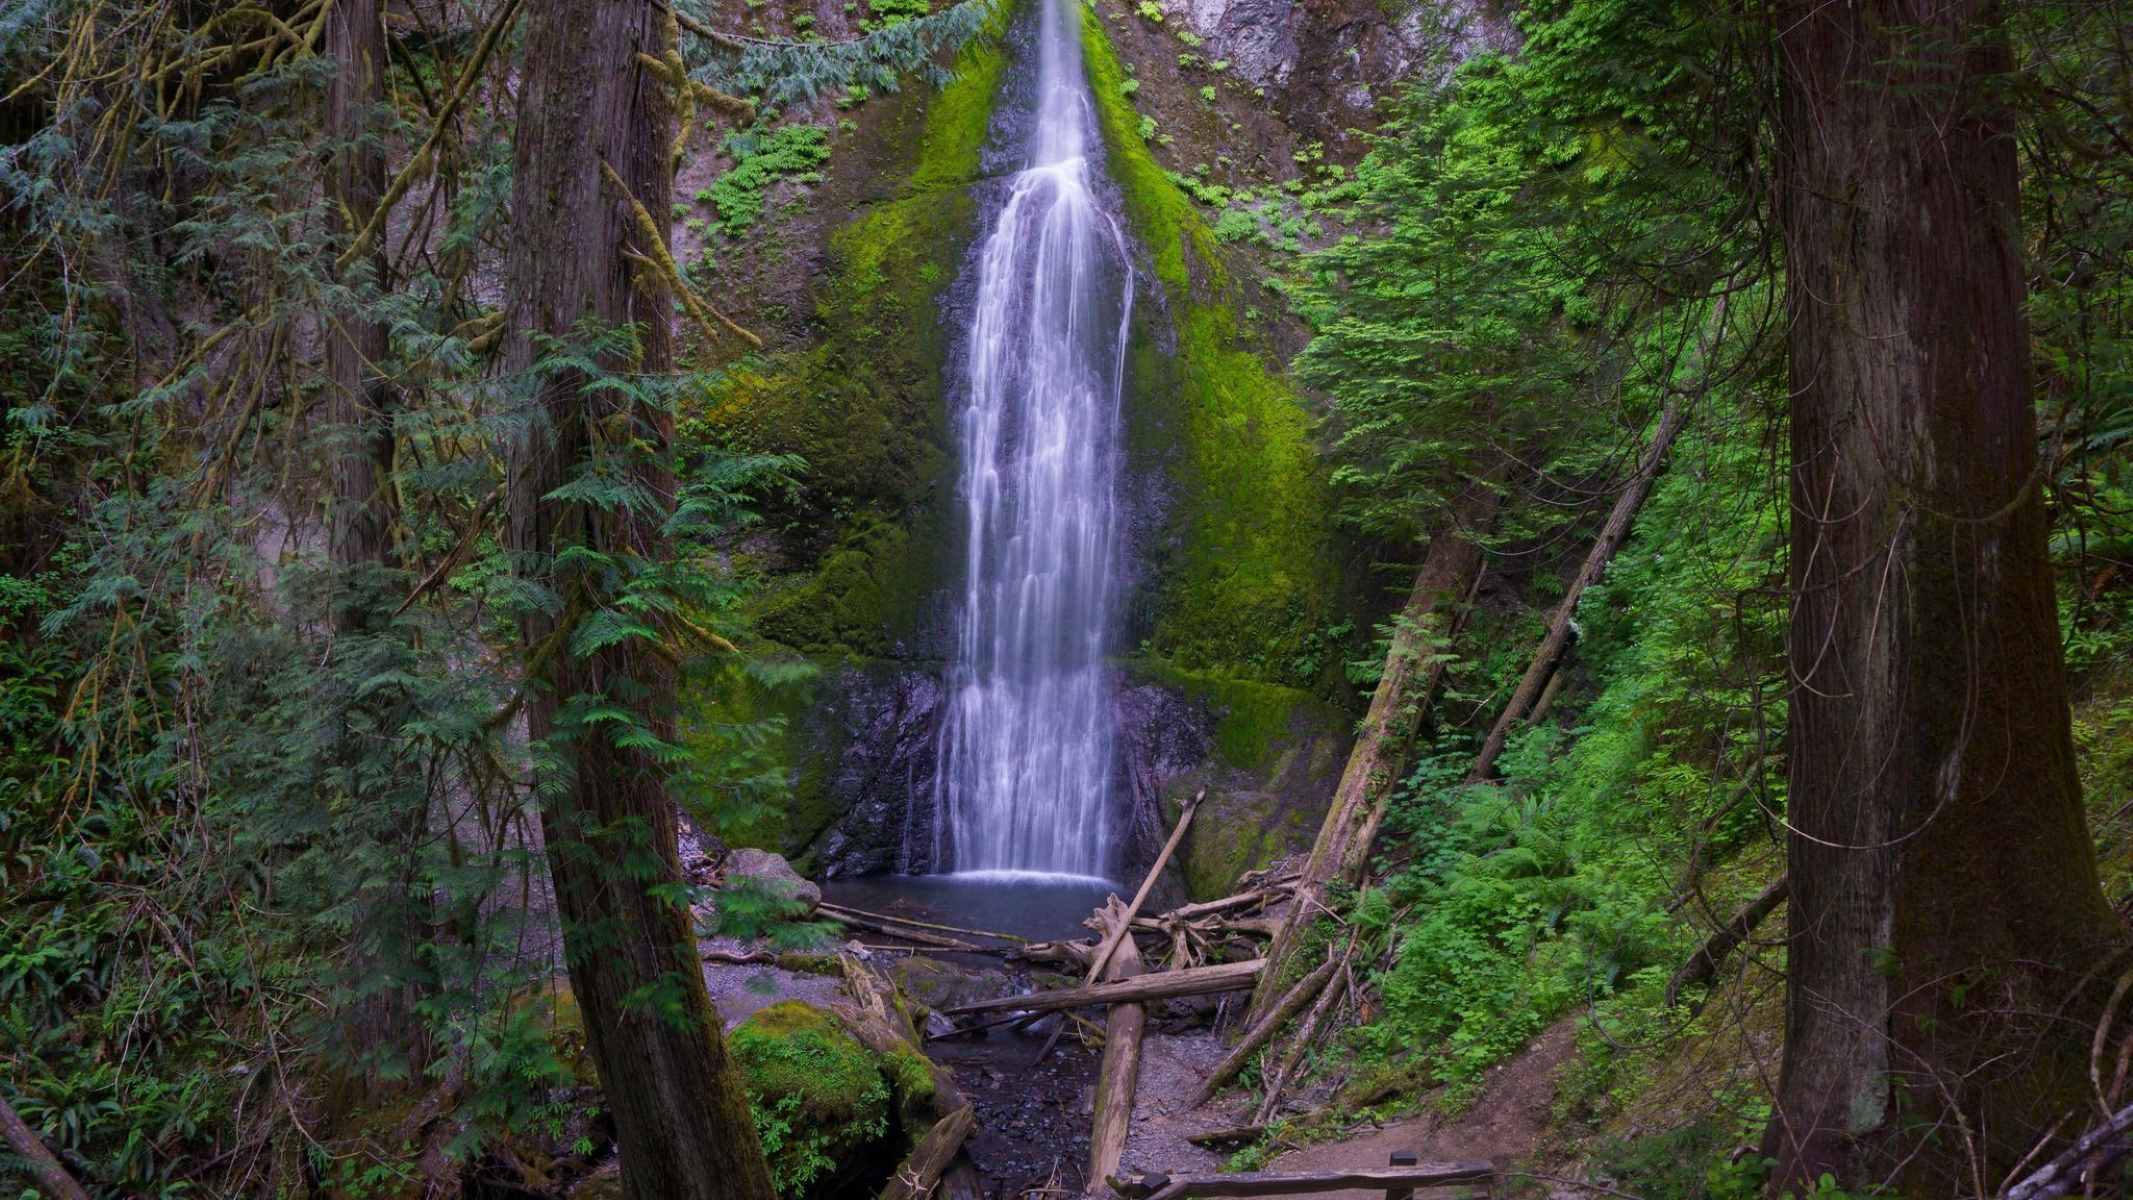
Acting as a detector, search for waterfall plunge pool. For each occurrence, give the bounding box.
[824,872,1120,942]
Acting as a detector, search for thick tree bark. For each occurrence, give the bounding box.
[1466,396,1688,783]
[326,0,396,600]
[1771,3,2122,1193]
[503,4,773,1198]
[1247,477,1500,1021]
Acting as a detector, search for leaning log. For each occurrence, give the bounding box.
[1247,473,1502,1021]
[1108,1163,1495,1200]
[1086,791,1200,985]
[0,1094,91,1200]
[881,1104,977,1200]
[1467,394,1689,784]
[1254,937,1354,1124]
[1194,955,1338,1105]
[1035,792,1203,1065]
[942,959,1265,1020]
[1087,899,1148,1192]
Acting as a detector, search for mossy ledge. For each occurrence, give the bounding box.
[1080,3,1347,688]
[698,6,1014,658]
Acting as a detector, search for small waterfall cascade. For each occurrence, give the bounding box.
[928,0,1135,879]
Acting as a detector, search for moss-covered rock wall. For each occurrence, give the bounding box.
[687,0,1372,892]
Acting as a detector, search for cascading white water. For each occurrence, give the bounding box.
[929,0,1134,879]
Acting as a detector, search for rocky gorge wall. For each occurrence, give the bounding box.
[679,0,1514,895]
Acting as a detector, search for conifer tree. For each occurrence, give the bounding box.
[1772,1,2123,1191]
[502,2,774,1196]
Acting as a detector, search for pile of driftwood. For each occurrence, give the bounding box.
[905,794,1344,1192]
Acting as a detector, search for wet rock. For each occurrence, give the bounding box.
[1118,663,1351,900]
[892,955,1012,1013]
[807,666,949,877]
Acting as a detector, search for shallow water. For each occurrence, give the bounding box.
[824,872,1120,943]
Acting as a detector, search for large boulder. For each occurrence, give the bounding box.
[725,848,823,912]
[889,955,1010,1014]
[729,1001,938,1200]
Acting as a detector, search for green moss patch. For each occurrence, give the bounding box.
[731,1002,897,1198]
[1126,660,1350,898]
[693,11,1011,658]
[1080,7,1346,685]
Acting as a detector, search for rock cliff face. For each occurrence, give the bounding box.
[1157,0,1517,145]
[679,0,1509,895]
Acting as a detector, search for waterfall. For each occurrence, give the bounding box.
[928,0,1135,879]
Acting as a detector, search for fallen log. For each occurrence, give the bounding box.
[1108,1163,1495,1200]
[881,1104,976,1200]
[1161,888,1284,922]
[819,908,990,952]
[703,948,776,965]
[0,1094,92,1200]
[1088,899,1148,1192]
[1194,954,1339,1105]
[941,959,1265,1020]
[820,902,1029,945]
[1035,793,1203,1066]
[1012,938,1096,968]
[1665,873,1787,1007]
[1184,1125,1266,1149]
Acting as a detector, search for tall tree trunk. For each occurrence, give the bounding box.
[1466,396,1687,783]
[327,0,396,605]
[504,4,773,1198]
[325,0,420,1088]
[1246,476,1500,1023]
[1771,3,2121,1193]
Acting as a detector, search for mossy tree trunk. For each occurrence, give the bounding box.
[503,3,773,1197]
[1771,1,2122,1192]
[1247,476,1501,1024]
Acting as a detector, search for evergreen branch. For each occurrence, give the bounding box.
[336,0,525,275]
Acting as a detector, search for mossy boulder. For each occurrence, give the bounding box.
[730,1000,925,1199]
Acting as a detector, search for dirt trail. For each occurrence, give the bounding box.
[1258,1019,1578,1199]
